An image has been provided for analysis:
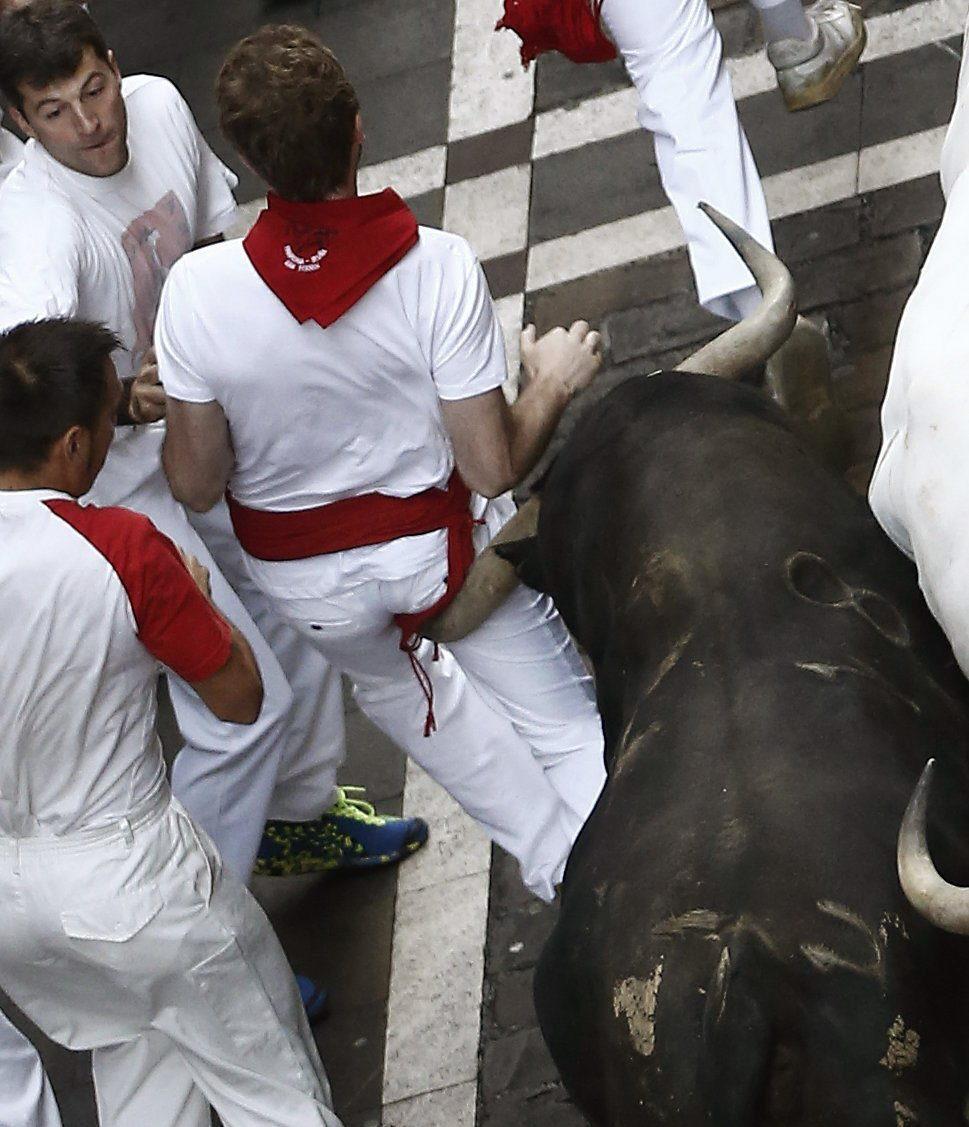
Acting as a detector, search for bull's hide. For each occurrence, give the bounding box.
[521,371,969,1127]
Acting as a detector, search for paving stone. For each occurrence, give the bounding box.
[484,250,529,300]
[526,249,696,333]
[480,1087,591,1127]
[480,1026,561,1110]
[534,52,627,114]
[316,999,389,1121]
[860,38,961,151]
[383,1080,477,1127]
[407,187,445,229]
[486,895,558,974]
[489,844,541,917]
[827,287,913,355]
[773,197,862,265]
[832,347,893,411]
[355,59,452,164]
[863,174,945,240]
[738,72,863,180]
[447,120,535,184]
[486,967,540,1037]
[711,0,761,59]
[604,290,727,365]
[791,231,923,312]
[530,129,661,245]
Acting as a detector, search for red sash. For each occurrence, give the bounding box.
[227,473,478,736]
[242,190,419,328]
[496,0,616,66]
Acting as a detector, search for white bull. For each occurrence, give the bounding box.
[869,10,969,682]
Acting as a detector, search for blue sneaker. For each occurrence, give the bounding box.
[296,974,329,1023]
[254,785,429,876]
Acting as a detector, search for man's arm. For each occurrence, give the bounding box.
[441,321,602,497]
[162,397,234,512]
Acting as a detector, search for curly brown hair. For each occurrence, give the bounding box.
[217,25,360,202]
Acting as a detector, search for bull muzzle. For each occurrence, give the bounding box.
[897,759,969,934]
[421,204,797,643]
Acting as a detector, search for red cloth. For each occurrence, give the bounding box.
[45,500,232,682]
[227,473,479,736]
[242,189,419,328]
[496,0,616,66]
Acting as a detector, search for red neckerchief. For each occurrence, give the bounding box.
[243,189,419,328]
[496,0,616,66]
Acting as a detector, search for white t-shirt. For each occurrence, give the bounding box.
[0,128,24,182]
[0,490,231,837]
[0,76,238,504]
[155,224,507,511]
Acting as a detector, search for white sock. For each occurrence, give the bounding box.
[748,0,813,43]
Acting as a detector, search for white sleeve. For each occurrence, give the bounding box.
[155,262,216,403]
[430,242,509,401]
[165,81,239,239]
[0,198,82,331]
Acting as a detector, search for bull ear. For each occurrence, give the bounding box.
[494,535,546,592]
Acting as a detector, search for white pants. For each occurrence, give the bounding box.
[0,790,341,1127]
[247,500,607,901]
[600,0,773,320]
[0,1011,61,1127]
[87,439,339,881]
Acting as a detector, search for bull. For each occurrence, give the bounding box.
[426,214,969,1125]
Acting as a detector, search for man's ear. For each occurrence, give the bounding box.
[8,104,34,141]
[107,49,122,84]
[353,112,365,147]
[494,535,547,593]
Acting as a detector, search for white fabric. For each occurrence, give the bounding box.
[600,0,773,321]
[869,8,969,679]
[0,490,167,837]
[251,498,606,900]
[156,227,508,509]
[0,1010,61,1127]
[0,127,24,181]
[0,74,238,505]
[0,792,342,1127]
[156,221,606,899]
[0,76,345,875]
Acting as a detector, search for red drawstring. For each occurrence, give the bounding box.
[401,634,440,737]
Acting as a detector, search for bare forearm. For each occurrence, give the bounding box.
[162,435,230,512]
[498,378,573,495]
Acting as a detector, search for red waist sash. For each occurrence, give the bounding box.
[226,469,476,668]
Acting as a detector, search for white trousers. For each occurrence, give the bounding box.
[600,0,773,320]
[0,1011,61,1127]
[87,444,339,881]
[247,501,607,901]
[0,791,342,1127]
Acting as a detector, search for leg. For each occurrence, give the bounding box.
[0,1009,61,1127]
[449,581,606,837]
[600,0,772,320]
[190,503,341,821]
[92,1032,208,1127]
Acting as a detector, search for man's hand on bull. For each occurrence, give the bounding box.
[118,348,167,426]
[521,320,603,401]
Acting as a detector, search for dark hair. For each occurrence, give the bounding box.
[0,318,119,471]
[217,25,359,202]
[0,0,111,115]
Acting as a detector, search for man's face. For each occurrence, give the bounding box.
[12,44,127,177]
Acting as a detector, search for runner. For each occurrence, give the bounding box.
[157,26,608,902]
[0,0,427,893]
[0,316,342,1127]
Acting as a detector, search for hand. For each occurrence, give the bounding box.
[175,547,213,599]
[520,320,602,400]
[128,348,167,424]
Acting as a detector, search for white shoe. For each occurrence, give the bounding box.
[767,0,866,112]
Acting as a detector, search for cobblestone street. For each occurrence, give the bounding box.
[1,0,962,1123]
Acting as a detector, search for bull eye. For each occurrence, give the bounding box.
[854,592,911,648]
[786,552,848,605]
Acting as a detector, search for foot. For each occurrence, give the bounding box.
[767,0,866,112]
[254,786,429,876]
[296,973,329,1023]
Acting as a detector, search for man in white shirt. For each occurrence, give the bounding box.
[159,26,608,901]
[0,317,343,1127]
[0,0,427,890]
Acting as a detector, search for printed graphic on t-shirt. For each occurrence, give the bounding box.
[122,190,192,366]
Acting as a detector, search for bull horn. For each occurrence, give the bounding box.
[676,203,797,380]
[897,759,969,934]
[421,496,540,643]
